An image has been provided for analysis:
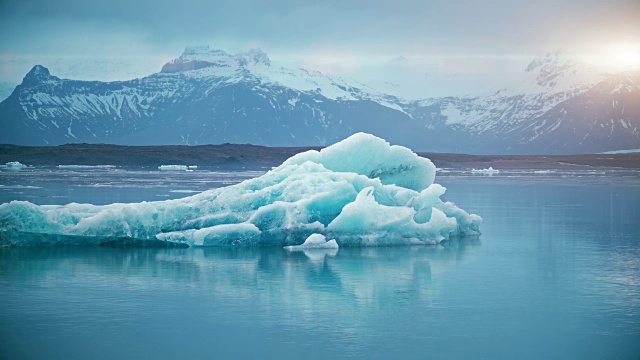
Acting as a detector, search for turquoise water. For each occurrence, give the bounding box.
[1,168,639,359]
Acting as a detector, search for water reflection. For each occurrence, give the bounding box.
[1,237,481,296]
[0,239,482,358]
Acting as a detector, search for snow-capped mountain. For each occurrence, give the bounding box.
[404,53,638,153]
[502,71,640,153]
[0,48,418,147]
[415,53,605,134]
[0,47,638,154]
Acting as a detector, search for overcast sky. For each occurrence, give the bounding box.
[0,0,638,81]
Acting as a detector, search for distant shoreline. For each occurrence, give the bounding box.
[1,143,639,169]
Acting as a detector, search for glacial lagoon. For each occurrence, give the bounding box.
[1,162,639,359]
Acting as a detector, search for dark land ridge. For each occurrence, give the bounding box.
[1,143,639,169]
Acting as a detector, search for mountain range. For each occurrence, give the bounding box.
[1,46,638,154]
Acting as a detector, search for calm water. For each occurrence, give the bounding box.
[1,167,639,359]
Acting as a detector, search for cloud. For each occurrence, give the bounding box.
[1,0,639,58]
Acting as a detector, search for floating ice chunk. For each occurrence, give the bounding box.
[158,165,188,171]
[471,167,500,174]
[284,233,339,250]
[0,133,482,247]
[3,161,27,170]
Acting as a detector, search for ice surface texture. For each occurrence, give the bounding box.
[0,133,481,246]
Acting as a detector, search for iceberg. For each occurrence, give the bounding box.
[3,161,27,170]
[158,165,189,171]
[0,133,481,247]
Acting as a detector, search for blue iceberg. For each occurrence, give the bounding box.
[0,133,481,247]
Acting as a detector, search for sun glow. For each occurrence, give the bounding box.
[604,43,640,71]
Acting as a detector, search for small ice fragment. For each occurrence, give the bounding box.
[4,161,27,170]
[471,167,500,174]
[284,234,339,251]
[158,165,188,171]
